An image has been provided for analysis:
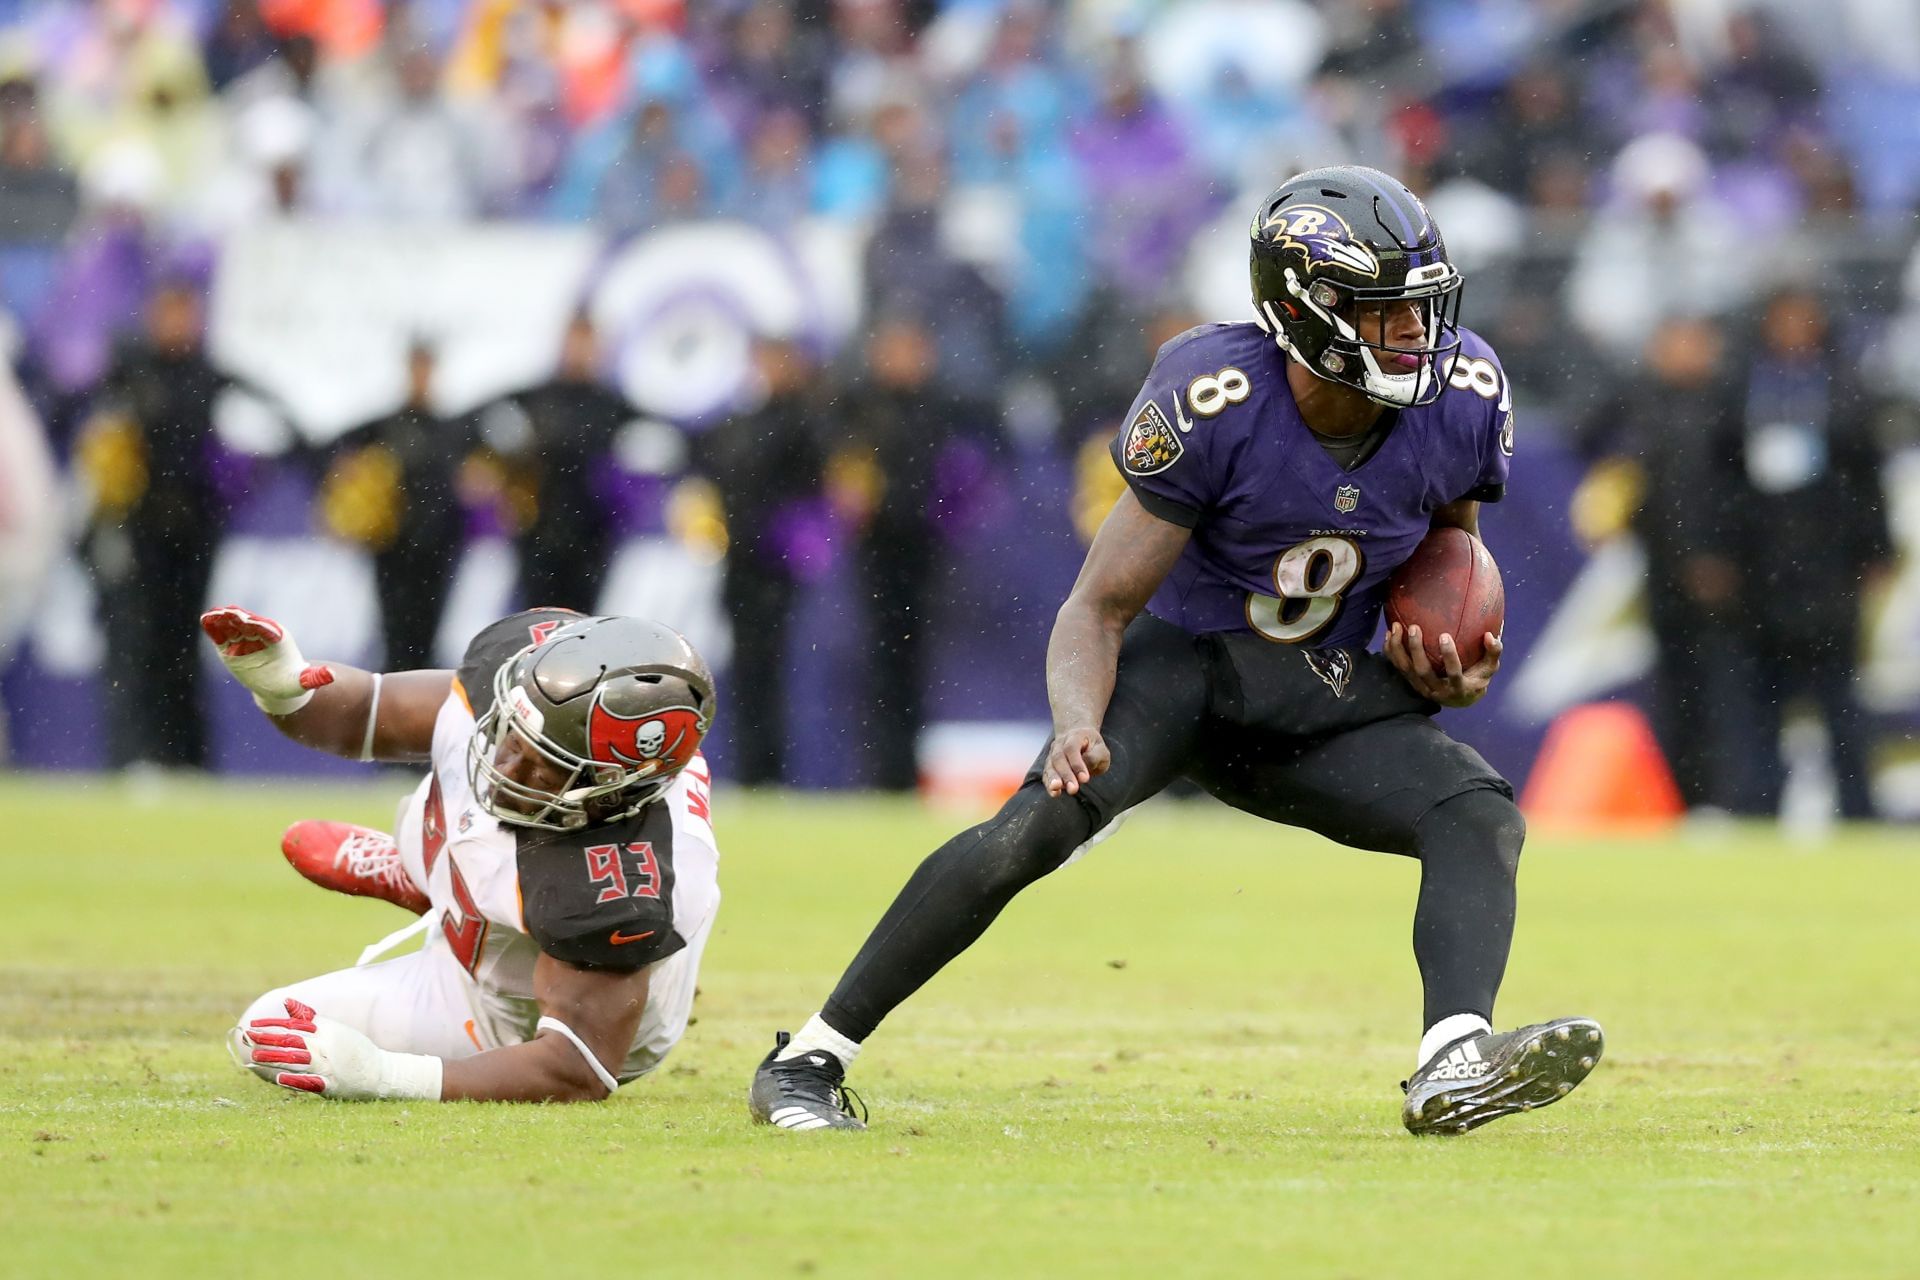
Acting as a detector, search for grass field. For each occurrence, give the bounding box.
[2,773,1917,1278]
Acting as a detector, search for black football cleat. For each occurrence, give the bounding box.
[1402,1016,1604,1136]
[748,1032,868,1131]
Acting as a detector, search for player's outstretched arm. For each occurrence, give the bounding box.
[200,605,449,762]
[1044,490,1191,796]
[235,953,649,1102]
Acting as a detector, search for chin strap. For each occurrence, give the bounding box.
[1355,345,1430,407]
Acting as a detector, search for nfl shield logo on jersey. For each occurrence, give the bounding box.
[1334,483,1361,513]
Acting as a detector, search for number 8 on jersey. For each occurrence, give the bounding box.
[1246,536,1365,643]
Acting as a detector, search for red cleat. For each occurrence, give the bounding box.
[280,821,429,916]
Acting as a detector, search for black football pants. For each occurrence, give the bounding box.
[101,529,216,768]
[374,543,457,673]
[820,614,1522,1041]
[722,560,798,786]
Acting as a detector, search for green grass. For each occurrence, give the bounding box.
[2,774,1916,1278]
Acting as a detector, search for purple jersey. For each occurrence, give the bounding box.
[1109,322,1513,646]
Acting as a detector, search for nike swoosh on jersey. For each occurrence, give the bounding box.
[609,929,657,946]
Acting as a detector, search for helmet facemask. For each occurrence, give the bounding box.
[1256,262,1464,409]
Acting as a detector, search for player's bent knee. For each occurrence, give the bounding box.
[238,987,292,1028]
[228,987,293,1071]
[1417,787,1525,878]
[970,781,1099,892]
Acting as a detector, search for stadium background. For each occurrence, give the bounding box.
[3,7,1918,1275]
[0,0,1916,816]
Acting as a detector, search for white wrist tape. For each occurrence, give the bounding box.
[220,628,318,716]
[374,1047,444,1101]
[254,686,314,716]
[537,1016,621,1095]
[359,673,383,762]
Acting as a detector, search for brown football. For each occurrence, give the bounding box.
[1385,527,1505,669]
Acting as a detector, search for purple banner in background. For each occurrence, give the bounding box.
[2,431,1589,792]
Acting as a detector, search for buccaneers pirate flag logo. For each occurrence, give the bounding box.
[588,696,704,777]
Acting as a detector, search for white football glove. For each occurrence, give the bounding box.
[233,998,443,1101]
[200,605,335,715]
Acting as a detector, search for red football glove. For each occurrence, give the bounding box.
[201,605,334,714]
[233,998,442,1101]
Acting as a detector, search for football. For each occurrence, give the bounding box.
[1385,527,1505,669]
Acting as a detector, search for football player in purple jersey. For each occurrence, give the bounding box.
[751,166,1601,1137]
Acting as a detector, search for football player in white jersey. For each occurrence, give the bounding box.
[202,604,720,1103]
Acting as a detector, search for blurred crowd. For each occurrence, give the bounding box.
[0,0,1916,813]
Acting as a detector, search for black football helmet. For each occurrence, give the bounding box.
[468,615,715,831]
[1248,165,1463,408]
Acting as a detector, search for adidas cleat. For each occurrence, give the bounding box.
[281,820,429,915]
[1402,1016,1604,1136]
[748,1032,867,1131]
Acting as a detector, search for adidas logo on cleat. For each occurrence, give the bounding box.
[1425,1057,1492,1081]
[1424,1042,1490,1082]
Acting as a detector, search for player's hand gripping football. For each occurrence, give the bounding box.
[1385,623,1501,709]
[233,998,442,1101]
[200,605,334,715]
[1044,726,1110,797]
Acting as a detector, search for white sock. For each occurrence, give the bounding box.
[776,1013,863,1069]
[1418,1013,1492,1070]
